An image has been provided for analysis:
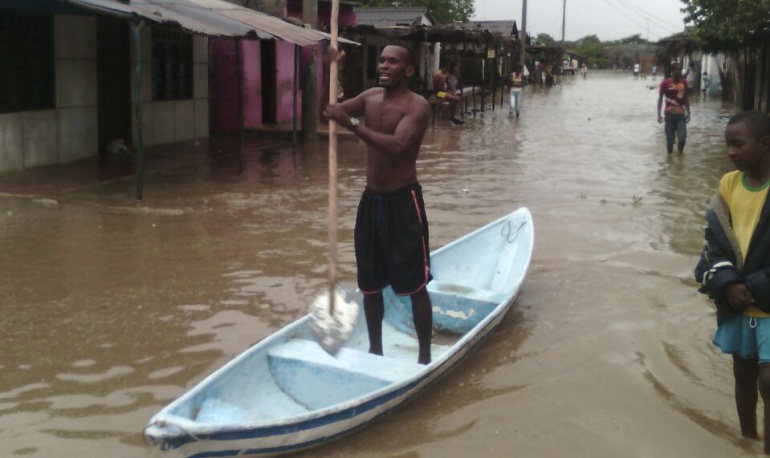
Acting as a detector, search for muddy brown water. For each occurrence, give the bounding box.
[0,71,761,457]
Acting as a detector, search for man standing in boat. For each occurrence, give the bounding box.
[324,41,434,365]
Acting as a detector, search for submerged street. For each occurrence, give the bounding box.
[0,71,760,457]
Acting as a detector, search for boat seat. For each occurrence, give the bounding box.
[268,339,423,410]
[428,280,506,304]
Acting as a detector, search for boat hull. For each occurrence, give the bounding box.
[145,208,534,457]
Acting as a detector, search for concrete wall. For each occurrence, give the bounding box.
[131,27,209,148]
[0,14,97,173]
[0,15,210,174]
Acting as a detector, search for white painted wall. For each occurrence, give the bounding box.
[0,15,96,173]
[130,27,209,149]
[701,54,723,97]
[0,14,210,174]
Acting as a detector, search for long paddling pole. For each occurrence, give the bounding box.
[327,0,340,314]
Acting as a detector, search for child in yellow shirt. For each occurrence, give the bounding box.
[695,110,770,452]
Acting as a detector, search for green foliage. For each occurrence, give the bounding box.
[560,34,653,69]
[535,33,557,46]
[571,37,609,68]
[578,34,601,45]
[681,0,770,49]
[357,0,475,24]
[614,34,646,45]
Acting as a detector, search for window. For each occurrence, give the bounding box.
[152,28,193,101]
[0,13,55,113]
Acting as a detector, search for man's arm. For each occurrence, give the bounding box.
[657,92,664,123]
[324,85,375,129]
[683,86,691,122]
[325,93,430,158]
[322,46,366,120]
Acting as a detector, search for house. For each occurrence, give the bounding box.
[606,43,658,75]
[338,11,519,115]
[0,0,336,175]
[209,0,359,135]
[344,7,436,95]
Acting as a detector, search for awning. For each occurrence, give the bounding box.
[60,0,357,46]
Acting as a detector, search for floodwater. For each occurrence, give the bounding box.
[0,70,759,457]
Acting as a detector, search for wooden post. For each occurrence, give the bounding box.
[132,21,144,202]
[293,44,299,154]
[236,38,244,174]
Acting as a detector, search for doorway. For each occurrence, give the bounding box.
[260,40,277,125]
[96,16,131,153]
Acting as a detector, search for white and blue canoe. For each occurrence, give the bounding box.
[144,208,534,457]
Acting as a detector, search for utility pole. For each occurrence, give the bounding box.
[561,0,566,45]
[520,0,527,68]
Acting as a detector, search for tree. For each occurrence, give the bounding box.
[535,33,557,46]
[572,34,601,45]
[569,35,609,68]
[611,34,648,45]
[357,0,474,24]
[681,0,770,49]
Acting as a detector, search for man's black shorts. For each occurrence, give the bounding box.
[354,183,432,296]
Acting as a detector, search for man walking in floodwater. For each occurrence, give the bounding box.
[657,64,690,154]
[324,41,434,365]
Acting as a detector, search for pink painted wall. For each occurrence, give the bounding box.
[317,3,356,31]
[275,41,301,124]
[211,38,303,130]
[210,39,239,135]
[285,0,357,121]
[241,41,263,127]
[210,3,357,132]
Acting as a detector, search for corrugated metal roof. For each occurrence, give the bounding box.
[353,7,431,28]
[468,20,517,37]
[60,0,357,46]
[318,0,361,6]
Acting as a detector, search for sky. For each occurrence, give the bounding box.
[472,0,688,42]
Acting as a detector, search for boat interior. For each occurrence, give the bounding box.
[167,212,532,427]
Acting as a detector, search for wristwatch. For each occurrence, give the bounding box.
[349,117,360,130]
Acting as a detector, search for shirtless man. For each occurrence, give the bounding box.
[432,62,464,125]
[324,41,434,365]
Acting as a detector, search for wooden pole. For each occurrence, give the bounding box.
[132,21,144,202]
[327,0,340,313]
[520,0,527,69]
[236,38,244,174]
[293,44,299,155]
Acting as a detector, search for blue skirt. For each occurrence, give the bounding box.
[713,314,770,363]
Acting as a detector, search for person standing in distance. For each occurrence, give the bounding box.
[657,64,690,154]
[694,111,770,453]
[507,63,525,118]
[324,41,434,365]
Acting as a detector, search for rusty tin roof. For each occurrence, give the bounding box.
[61,0,356,46]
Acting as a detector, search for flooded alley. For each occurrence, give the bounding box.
[0,71,759,457]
